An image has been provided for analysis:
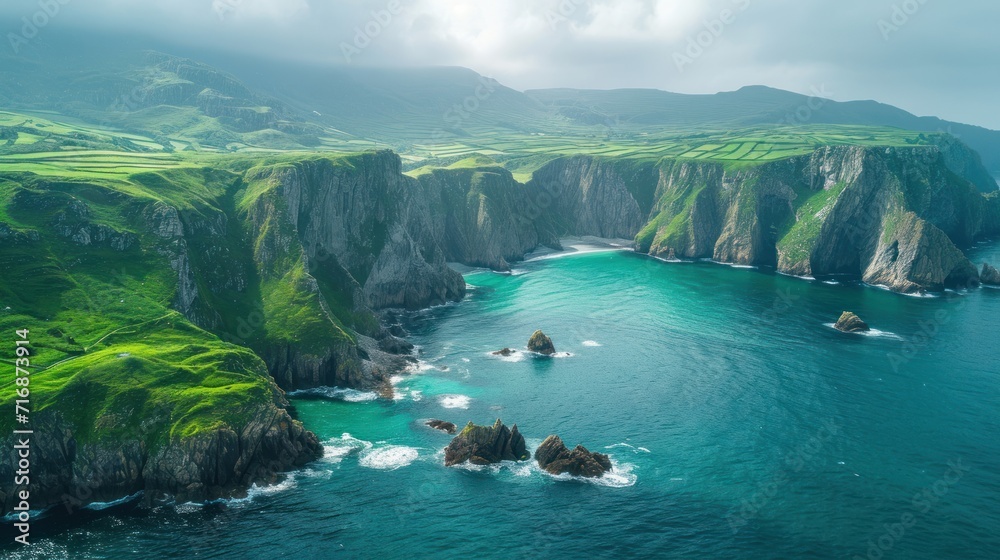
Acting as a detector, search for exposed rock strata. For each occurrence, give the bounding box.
[834,312,871,333]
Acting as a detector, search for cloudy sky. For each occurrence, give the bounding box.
[3,0,998,128]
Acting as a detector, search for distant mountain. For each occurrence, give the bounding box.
[1,31,997,183]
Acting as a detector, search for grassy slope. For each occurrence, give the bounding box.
[0,161,294,443]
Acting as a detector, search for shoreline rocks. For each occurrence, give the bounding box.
[835,311,871,333]
[535,435,612,478]
[444,420,529,466]
[527,330,556,355]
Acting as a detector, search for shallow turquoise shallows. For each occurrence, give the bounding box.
[13,242,1000,560]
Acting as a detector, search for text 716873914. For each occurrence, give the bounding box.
[12,329,32,546]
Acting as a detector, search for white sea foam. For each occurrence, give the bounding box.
[824,323,903,340]
[488,349,526,362]
[289,387,379,403]
[300,467,335,479]
[358,445,420,470]
[241,477,299,502]
[439,394,472,409]
[83,492,143,511]
[866,283,940,298]
[526,247,626,262]
[406,361,437,374]
[605,442,651,454]
[650,255,687,264]
[582,340,602,347]
[777,270,816,281]
[537,459,638,488]
[321,433,372,464]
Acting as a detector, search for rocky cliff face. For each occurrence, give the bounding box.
[0,379,320,515]
[527,157,658,239]
[125,145,1000,400]
[633,146,997,293]
[411,166,551,270]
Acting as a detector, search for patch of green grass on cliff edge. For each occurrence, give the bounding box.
[0,318,277,446]
[777,181,848,266]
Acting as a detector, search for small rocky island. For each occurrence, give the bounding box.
[982,263,1000,286]
[492,348,515,357]
[426,420,458,434]
[834,311,871,333]
[444,420,529,466]
[535,435,613,478]
[528,330,556,355]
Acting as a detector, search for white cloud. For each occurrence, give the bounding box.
[0,0,997,128]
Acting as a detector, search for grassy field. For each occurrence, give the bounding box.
[2,109,940,180]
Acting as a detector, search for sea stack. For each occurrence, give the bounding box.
[982,263,1000,286]
[834,311,871,333]
[528,330,556,355]
[535,435,612,478]
[444,420,529,466]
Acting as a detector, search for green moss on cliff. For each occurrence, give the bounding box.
[0,319,277,446]
[636,184,705,253]
[777,181,847,267]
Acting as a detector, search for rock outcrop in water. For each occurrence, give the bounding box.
[834,312,871,333]
[528,330,556,355]
[426,420,458,434]
[492,348,515,357]
[444,420,529,466]
[982,263,1000,285]
[535,435,612,478]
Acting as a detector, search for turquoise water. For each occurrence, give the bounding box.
[8,243,1000,559]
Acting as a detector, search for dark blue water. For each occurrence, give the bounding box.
[8,242,1000,559]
